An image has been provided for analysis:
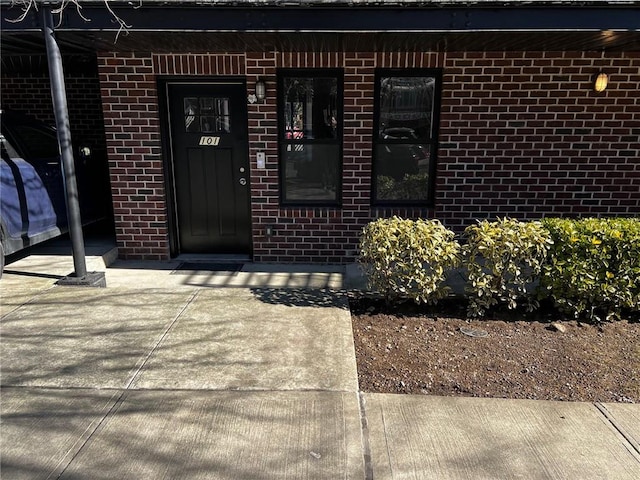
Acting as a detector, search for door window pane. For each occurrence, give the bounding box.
[184,97,230,133]
[184,97,199,132]
[215,98,230,133]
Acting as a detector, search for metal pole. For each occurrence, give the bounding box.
[41,6,87,278]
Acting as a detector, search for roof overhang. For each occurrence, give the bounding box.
[2,2,639,56]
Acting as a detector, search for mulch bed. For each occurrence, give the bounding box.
[350,296,640,403]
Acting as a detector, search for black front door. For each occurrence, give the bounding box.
[167,81,251,255]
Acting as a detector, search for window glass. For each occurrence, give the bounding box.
[373,71,440,205]
[375,144,431,201]
[283,77,338,140]
[279,70,342,205]
[281,144,340,202]
[184,97,230,133]
[378,77,435,140]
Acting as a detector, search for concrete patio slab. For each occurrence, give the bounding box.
[59,390,365,480]
[131,289,358,392]
[103,260,344,289]
[0,387,120,480]
[364,394,640,480]
[0,287,196,388]
[3,252,112,279]
[1,249,116,316]
[600,403,640,455]
[1,282,53,318]
[4,244,638,480]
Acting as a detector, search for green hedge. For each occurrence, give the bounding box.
[358,216,461,304]
[463,218,553,317]
[540,217,640,322]
[358,216,639,321]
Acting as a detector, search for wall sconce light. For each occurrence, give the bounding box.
[255,78,266,103]
[593,72,609,92]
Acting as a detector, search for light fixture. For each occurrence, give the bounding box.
[594,72,609,92]
[255,78,266,103]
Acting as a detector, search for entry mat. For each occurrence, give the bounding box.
[171,262,244,274]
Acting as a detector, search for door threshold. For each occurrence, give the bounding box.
[174,254,251,263]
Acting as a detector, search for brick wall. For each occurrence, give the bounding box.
[437,51,640,230]
[96,50,640,263]
[1,73,107,158]
[97,53,167,259]
[247,51,443,262]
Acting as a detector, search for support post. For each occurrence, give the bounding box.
[41,6,105,287]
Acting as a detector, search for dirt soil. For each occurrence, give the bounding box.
[350,297,640,403]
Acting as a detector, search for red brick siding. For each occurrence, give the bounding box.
[0,74,107,157]
[437,51,640,229]
[98,52,167,259]
[96,50,640,263]
[248,51,444,262]
[153,54,246,76]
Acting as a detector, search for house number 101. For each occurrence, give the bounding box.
[199,136,220,146]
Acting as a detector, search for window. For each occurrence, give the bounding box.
[183,97,230,133]
[278,69,343,205]
[373,69,441,205]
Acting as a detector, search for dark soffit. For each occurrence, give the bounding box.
[1,30,638,58]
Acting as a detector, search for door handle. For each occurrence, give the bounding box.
[239,178,247,186]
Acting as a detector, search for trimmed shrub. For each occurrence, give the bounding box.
[541,217,640,322]
[464,218,553,317]
[358,217,461,304]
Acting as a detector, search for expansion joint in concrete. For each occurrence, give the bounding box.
[594,402,640,462]
[124,289,200,390]
[358,392,374,480]
[51,389,124,479]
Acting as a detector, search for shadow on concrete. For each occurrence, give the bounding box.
[1,269,64,280]
[0,289,195,388]
[1,388,361,480]
[249,288,350,309]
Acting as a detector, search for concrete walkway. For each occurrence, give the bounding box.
[1,247,639,479]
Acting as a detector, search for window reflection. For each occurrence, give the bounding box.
[283,77,338,140]
[279,70,343,205]
[375,144,431,201]
[282,144,339,201]
[183,97,230,133]
[379,77,435,140]
[374,72,439,204]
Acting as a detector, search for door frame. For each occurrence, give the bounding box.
[158,76,252,258]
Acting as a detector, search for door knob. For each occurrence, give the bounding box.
[239,178,247,186]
